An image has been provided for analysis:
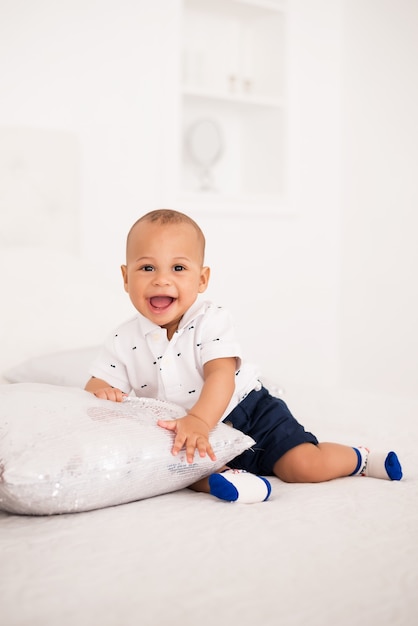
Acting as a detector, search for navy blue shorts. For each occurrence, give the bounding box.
[223,386,318,475]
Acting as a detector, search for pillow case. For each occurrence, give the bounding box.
[3,346,100,387]
[0,383,255,515]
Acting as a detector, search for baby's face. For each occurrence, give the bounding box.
[121,220,209,339]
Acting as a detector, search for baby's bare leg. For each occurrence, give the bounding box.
[188,476,214,493]
[274,442,402,482]
[274,442,359,483]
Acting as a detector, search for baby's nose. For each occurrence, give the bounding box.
[153,270,172,285]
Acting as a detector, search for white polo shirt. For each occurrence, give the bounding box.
[89,300,260,421]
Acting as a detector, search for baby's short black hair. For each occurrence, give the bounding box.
[127,209,206,262]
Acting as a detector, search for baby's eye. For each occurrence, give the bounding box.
[173,265,186,272]
[140,265,154,272]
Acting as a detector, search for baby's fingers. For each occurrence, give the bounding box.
[189,437,216,464]
[157,419,190,458]
[157,419,177,432]
[171,429,189,458]
[94,387,125,402]
[197,438,217,462]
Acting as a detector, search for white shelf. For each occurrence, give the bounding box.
[178,0,288,214]
[182,86,285,108]
[175,191,291,218]
[231,0,286,13]
[187,0,286,16]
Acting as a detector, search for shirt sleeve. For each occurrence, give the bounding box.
[197,305,242,370]
[88,330,132,394]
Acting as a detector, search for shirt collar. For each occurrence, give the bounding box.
[177,299,208,330]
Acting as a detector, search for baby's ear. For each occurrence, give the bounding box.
[198,266,210,293]
[121,265,129,292]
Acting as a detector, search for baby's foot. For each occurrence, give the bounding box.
[208,469,271,503]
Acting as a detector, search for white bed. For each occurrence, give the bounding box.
[1,384,417,626]
[1,128,417,626]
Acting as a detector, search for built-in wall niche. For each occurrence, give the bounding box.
[180,0,287,214]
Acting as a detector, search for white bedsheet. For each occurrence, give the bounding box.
[1,383,417,626]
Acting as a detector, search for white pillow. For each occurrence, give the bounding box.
[3,346,100,387]
[0,383,255,515]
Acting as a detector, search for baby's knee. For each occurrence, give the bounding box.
[273,443,320,483]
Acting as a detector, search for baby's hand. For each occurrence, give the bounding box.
[157,413,217,464]
[92,386,126,402]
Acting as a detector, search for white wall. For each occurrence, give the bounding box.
[1,0,416,397]
[0,0,180,273]
[340,0,418,396]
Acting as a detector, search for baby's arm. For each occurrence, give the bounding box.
[85,376,126,402]
[157,356,237,463]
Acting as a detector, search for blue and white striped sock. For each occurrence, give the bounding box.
[351,447,402,480]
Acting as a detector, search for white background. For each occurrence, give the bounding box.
[0,0,417,397]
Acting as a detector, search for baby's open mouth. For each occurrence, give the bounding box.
[149,296,175,310]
